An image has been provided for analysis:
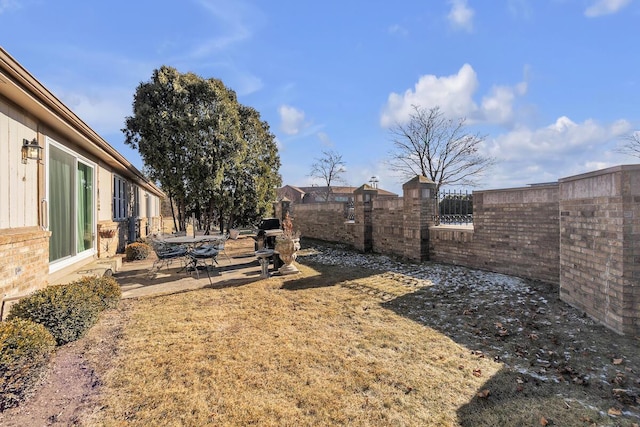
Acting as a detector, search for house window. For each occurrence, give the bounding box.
[113,175,127,220]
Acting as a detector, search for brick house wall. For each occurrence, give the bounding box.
[0,227,50,319]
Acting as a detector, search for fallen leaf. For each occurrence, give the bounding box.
[540,416,549,426]
[472,369,482,377]
[608,407,622,416]
[613,358,623,365]
[477,389,490,398]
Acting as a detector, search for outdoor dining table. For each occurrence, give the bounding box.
[161,234,224,248]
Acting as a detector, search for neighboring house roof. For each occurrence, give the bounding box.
[0,47,164,198]
[277,185,397,200]
[297,185,397,197]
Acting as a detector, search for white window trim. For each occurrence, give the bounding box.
[46,137,97,273]
[113,174,128,221]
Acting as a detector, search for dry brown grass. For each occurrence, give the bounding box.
[76,237,637,426]
[85,263,504,426]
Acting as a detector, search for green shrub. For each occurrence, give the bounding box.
[74,276,121,310]
[125,242,151,261]
[8,283,102,345]
[0,318,56,410]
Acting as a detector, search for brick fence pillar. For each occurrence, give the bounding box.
[402,176,437,261]
[353,185,379,252]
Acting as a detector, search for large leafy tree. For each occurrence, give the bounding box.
[387,105,496,192]
[123,66,280,232]
[212,106,281,232]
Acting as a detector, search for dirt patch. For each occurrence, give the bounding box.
[0,303,128,426]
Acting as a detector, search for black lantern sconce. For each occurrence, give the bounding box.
[22,138,43,164]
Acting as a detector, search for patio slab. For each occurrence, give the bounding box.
[115,236,267,299]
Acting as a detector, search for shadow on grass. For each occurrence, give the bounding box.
[455,367,613,426]
[280,261,382,291]
[382,283,639,426]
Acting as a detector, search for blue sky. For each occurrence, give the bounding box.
[1,0,638,194]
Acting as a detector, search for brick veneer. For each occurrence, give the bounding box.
[278,202,356,246]
[430,185,560,284]
[280,169,639,335]
[559,166,640,335]
[0,227,50,304]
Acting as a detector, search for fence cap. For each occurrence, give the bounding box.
[402,175,436,188]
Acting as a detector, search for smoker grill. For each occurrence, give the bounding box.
[254,218,282,250]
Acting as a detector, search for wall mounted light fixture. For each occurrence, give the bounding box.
[22,138,43,164]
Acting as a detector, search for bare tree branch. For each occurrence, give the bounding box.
[616,131,640,159]
[386,105,496,191]
[309,150,347,201]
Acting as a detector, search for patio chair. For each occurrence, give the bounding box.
[149,239,189,275]
[215,233,231,263]
[187,244,219,284]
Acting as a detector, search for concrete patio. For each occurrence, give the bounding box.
[114,236,268,299]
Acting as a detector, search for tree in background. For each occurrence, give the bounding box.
[309,150,347,201]
[212,106,281,233]
[123,66,280,232]
[617,131,640,159]
[386,105,496,192]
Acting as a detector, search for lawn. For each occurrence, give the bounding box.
[75,241,638,426]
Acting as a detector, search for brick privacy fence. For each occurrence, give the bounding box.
[277,165,640,336]
[429,184,560,284]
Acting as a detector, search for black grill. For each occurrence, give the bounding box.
[255,218,281,250]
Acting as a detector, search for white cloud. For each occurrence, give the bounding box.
[380,64,527,127]
[480,82,528,125]
[234,72,263,96]
[478,117,632,189]
[488,116,632,162]
[584,0,631,17]
[189,0,260,58]
[278,105,306,135]
[447,0,474,32]
[55,87,132,136]
[0,0,19,14]
[388,24,409,37]
[507,0,533,19]
[317,132,333,147]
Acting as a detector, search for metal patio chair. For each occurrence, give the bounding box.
[148,238,189,276]
[214,233,231,263]
[187,244,219,284]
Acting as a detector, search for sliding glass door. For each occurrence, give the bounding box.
[48,142,95,267]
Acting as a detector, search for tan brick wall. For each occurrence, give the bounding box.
[0,227,50,305]
[559,166,640,335]
[371,197,404,257]
[430,185,560,284]
[278,172,640,335]
[283,202,356,246]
